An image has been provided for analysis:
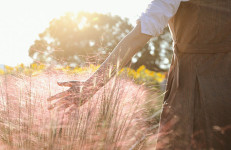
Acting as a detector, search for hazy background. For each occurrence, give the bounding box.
[0,0,152,66]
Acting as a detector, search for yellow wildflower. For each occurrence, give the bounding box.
[137,65,145,73]
[0,69,4,75]
[5,65,14,73]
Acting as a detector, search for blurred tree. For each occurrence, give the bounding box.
[29,12,133,66]
[29,12,172,71]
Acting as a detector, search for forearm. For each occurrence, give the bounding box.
[86,22,152,88]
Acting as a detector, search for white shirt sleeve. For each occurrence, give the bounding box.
[138,0,189,36]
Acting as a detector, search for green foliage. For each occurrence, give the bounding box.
[29,11,173,72]
[29,12,133,66]
[130,27,173,72]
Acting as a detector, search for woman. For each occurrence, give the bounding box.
[48,0,231,149]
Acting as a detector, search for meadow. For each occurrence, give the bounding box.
[0,64,165,150]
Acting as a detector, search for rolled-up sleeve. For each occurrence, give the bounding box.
[138,0,189,36]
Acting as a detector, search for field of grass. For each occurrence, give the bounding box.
[0,64,165,150]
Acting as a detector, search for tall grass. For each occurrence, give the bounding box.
[0,68,162,150]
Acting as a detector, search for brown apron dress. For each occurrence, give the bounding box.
[156,0,231,149]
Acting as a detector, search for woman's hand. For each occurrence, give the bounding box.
[47,80,89,114]
[47,23,151,114]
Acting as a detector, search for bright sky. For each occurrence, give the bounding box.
[0,0,151,66]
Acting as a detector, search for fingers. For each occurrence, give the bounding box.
[48,100,71,111]
[51,103,77,113]
[47,95,79,110]
[54,95,77,105]
[57,81,82,87]
[56,103,71,111]
[64,104,77,115]
[47,90,70,101]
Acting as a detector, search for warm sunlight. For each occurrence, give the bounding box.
[0,0,151,66]
[1,1,230,149]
